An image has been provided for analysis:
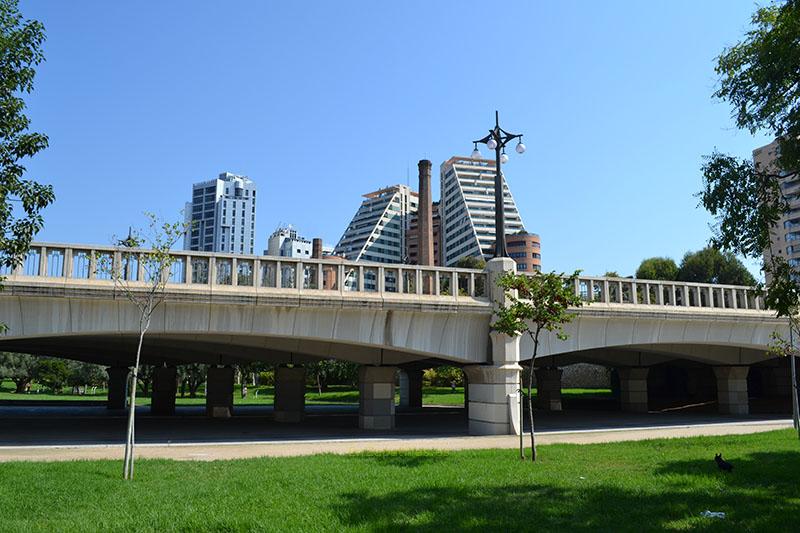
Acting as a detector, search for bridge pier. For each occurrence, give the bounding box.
[359,366,398,430]
[463,363,522,435]
[534,367,563,411]
[398,369,423,410]
[714,366,750,415]
[274,365,306,423]
[150,366,177,416]
[618,367,649,412]
[106,366,129,410]
[206,366,234,418]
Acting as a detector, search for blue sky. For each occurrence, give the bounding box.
[19,1,771,277]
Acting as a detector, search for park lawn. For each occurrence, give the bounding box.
[0,429,798,531]
[3,380,612,407]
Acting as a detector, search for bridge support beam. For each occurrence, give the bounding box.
[534,367,563,411]
[206,366,234,418]
[618,367,649,412]
[274,365,306,423]
[464,363,522,435]
[106,366,129,410]
[150,366,177,416]
[714,366,750,415]
[359,366,398,430]
[398,369,423,410]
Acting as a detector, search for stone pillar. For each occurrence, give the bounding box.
[359,366,398,430]
[618,367,649,412]
[534,367,563,411]
[398,369,423,410]
[714,366,750,415]
[464,363,521,435]
[462,256,522,435]
[150,366,177,416]
[206,366,234,418]
[106,366,129,410]
[274,365,306,423]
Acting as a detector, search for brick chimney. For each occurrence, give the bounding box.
[418,159,434,266]
[312,238,323,259]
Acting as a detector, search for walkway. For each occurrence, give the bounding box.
[0,405,790,462]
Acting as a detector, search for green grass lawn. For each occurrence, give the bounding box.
[2,380,612,407]
[0,430,797,531]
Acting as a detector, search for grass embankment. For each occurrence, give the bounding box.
[0,430,797,531]
[1,381,612,407]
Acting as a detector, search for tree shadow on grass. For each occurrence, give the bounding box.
[346,451,448,469]
[331,477,799,532]
[655,450,800,487]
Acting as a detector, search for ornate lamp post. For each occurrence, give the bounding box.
[472,111,525,258]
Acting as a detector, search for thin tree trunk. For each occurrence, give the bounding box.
[791,323,800,438]
[519,374,525,460]
[123,325,146,480]
[527,331,541,462]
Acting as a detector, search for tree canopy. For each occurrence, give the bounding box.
[699,0,800,316]
[0,0,54,271]
[676,247,756,286]
[635,257,678,281]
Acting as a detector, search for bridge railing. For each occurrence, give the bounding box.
[571,275,765,311]
[0,243,489,300]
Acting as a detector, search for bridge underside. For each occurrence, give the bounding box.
[0,333,453,369]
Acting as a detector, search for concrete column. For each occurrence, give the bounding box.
[206,366,234,418]
[106,366,129,410]
[359,366,398,430]
[534,367,563,411]
[618,367,649,412]
[398,369,424,410]
[150,366,177,416]
[714,366,750,415]
[463,363,522,435]
[274,365,306,423]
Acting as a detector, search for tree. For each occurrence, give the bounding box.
[603,271,621,278]
[65,361,106,394]
[699,0,800,436]
[0,0,55,332]
[35,357,68,393]
[136,364,154,396]
[492,270,584,461]
[635,257,678,281]
[177,363,207,398]
[676,247,756,286]
[305,360,359,394]
[455,256,486,270]
[97,213,187,480]
[0,352,38,392]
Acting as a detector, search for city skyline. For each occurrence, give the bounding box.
[19,1,772,277]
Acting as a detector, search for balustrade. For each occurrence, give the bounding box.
[5,243,490,300]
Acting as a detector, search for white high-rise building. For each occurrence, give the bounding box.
[265,226,312,258]
[439,156,526,266]
[184,172,256,255]
[333,184,418,263]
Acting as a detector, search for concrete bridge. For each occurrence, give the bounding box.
[0,244,790,434]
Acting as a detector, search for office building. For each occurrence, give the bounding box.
[506,231,542,272]
[439,156,526,266]
[266,226,312,258]
[184,172,256,254]
[333,184,418,263]
[755,140,800,277]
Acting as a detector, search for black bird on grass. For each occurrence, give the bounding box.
[714,453,733,472]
